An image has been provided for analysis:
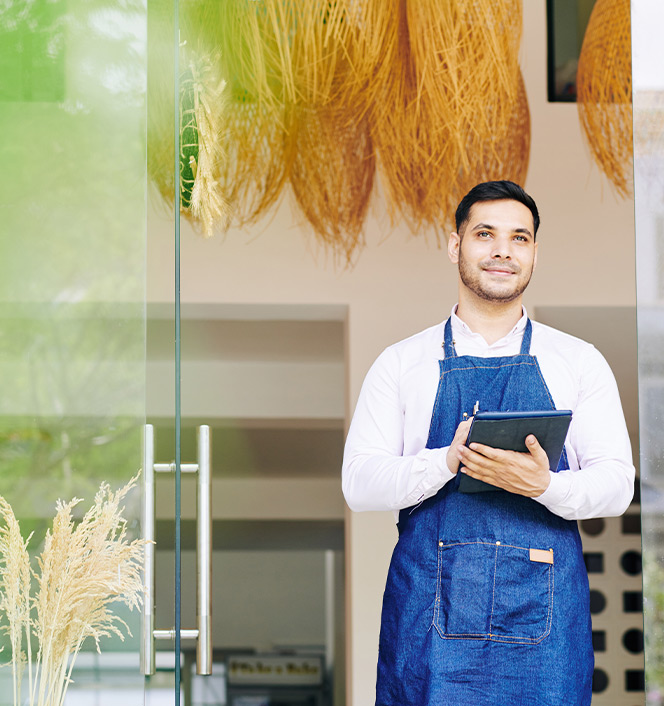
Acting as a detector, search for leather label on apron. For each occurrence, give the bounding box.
[529,548,554,564]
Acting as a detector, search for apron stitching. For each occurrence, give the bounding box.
[488,544,499,636]
[440,634,551,644]
[548,564,555,636]
[532,357,556,408]
[440,540,545,552]
[443,359,538,373]
[432,541,443,634]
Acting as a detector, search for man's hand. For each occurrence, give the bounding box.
[446,419,473,474]
[456,434,551,497]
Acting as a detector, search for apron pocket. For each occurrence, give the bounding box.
[434,541,553,644]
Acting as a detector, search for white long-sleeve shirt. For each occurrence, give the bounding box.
[342,308,635,521]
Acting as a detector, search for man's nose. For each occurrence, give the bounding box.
[491,238,511,259]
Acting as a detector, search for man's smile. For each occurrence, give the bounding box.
[481,263,519,276]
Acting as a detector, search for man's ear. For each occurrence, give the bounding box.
[448,232,461,265]
[533,241,538,271]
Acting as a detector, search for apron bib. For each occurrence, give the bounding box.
[376,319,593,706]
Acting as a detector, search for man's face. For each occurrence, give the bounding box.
[448,199,538,304]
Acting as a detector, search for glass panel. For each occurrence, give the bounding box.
[146,0,183,699]
[146,2,349,700]
[633,0,664,701]
[0,0,149,703]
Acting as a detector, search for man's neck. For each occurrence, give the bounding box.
[455,297,524,346]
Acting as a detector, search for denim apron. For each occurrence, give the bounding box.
[376,318,593,706]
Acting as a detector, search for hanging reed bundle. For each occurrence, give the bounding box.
[577,0,632,198]
[179,52,232,237]
[216,0,382,108]
[218,91,294,228]
[213,1,386,235]
[147,1,230,237]
[216,0,296,113]
[370,0,436,233]
[289,103,375,263]
[407,0,522,174]
[146,0,176,208]
[334,0,402,118]
[372,0,528,234]
[449,69,531,220]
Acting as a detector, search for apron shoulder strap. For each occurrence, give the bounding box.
[520,319,533,355]
[443,318,456,358]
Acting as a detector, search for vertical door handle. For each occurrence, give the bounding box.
[197,425,212,675]
[141,425,156,676]
[141,424,213,676]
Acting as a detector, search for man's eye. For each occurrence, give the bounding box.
[514,235,528,242]
[477,231,491,238]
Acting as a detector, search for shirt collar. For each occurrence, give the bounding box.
[449,305,528,348]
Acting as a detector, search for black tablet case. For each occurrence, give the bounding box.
[458,410,572,493]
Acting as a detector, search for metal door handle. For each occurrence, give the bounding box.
[197,425,212,675]
[141,424,212,676]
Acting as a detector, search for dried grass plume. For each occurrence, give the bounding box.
[0,477,145,706]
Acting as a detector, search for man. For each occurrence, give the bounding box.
[342,181,634,706]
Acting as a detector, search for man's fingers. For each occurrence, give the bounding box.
[526,434,550,466]
[466,442,505,461]
[458,445,499,472]
[456,420,472,444]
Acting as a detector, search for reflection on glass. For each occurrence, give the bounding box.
[0,0,148,702]
[634,0,664,701]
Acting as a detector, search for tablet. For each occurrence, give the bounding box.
[458,409,573,493]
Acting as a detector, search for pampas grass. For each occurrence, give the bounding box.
[0,498,32,706]
[0,478,145,706]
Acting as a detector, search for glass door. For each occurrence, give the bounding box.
[145,3,348,706]
[0,0,153,703]
[633,0,664,701]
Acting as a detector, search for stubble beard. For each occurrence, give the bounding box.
[457,250,534,303]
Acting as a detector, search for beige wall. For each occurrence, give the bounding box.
[147,2,636,704]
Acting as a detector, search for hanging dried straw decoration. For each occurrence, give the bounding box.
[372,0,528,234]
[218,93,294,228]
[369,0,436,233]
[283,0,384,259]
[289,103,375,263]
[407,0,522,175]
[179,52,232,237]
[216,0,375,109]
[453,69,531,210]
[216,0,295,116]
[212,0,377,235]
[146,28,231,236]
[577,0,633,198]
[214,0,388,245]
[146,0,176,208]
[334,0,402,118]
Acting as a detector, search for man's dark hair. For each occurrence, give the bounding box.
[454,180,540,238]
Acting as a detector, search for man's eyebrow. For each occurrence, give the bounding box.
[514,227,533,237]
[471,222,533,237]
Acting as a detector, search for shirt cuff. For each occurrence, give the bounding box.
[418,446,456,486]
[534,471,572,509]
